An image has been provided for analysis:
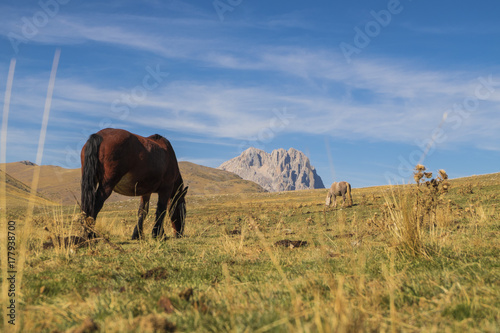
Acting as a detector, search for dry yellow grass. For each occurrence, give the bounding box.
[1,169,499,332]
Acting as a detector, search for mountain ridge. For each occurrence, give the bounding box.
[218,147,325,192]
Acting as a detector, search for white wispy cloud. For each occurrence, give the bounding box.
[1,3,498,165]
[6,64,499,154]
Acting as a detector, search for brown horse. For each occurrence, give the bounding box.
[325,181,353,207]
[80,128,188,240]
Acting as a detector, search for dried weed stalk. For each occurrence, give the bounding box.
[383,165,451,257]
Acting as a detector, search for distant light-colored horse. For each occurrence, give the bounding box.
[325,181,353,207]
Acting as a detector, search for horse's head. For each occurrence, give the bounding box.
[171,185,189,238]
[325,191,331,206]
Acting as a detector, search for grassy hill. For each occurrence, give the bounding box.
[1,161,266,206]
[0,169,55,208]
[9,169,499,332]
[2,161,88,206]
[180,161,265,195]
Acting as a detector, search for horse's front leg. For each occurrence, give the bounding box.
[132,194,151,240]
[332,195,337,208]
[86,185,113,239]
[152,195,169,240]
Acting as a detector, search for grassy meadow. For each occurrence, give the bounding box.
[1,171,499,332]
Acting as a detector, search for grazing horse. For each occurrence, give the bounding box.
[325,181,353,207]
[80,128,188,240]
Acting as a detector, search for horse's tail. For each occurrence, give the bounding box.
[81,133,103,218]
[346,183,353,206]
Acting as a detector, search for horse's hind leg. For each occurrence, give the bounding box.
[132,194,150,240]
[152,194,168,240]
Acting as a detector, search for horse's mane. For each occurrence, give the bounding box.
[148,134,173,150]
[149,134,165,141]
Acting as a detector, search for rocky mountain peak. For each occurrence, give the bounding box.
[19,160,36,166]
[218,147,325,192]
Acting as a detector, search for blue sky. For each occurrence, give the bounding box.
[0,0,499,188]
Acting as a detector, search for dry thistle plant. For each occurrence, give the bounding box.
[412,165,451,228]
[414,165,449,191]
[380,165,452,257]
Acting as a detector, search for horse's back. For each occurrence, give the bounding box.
[93,129,142,165]
[339,181,350,189]
[95,128,170,162]
[330,181,350,195]
[89,128,179,196]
